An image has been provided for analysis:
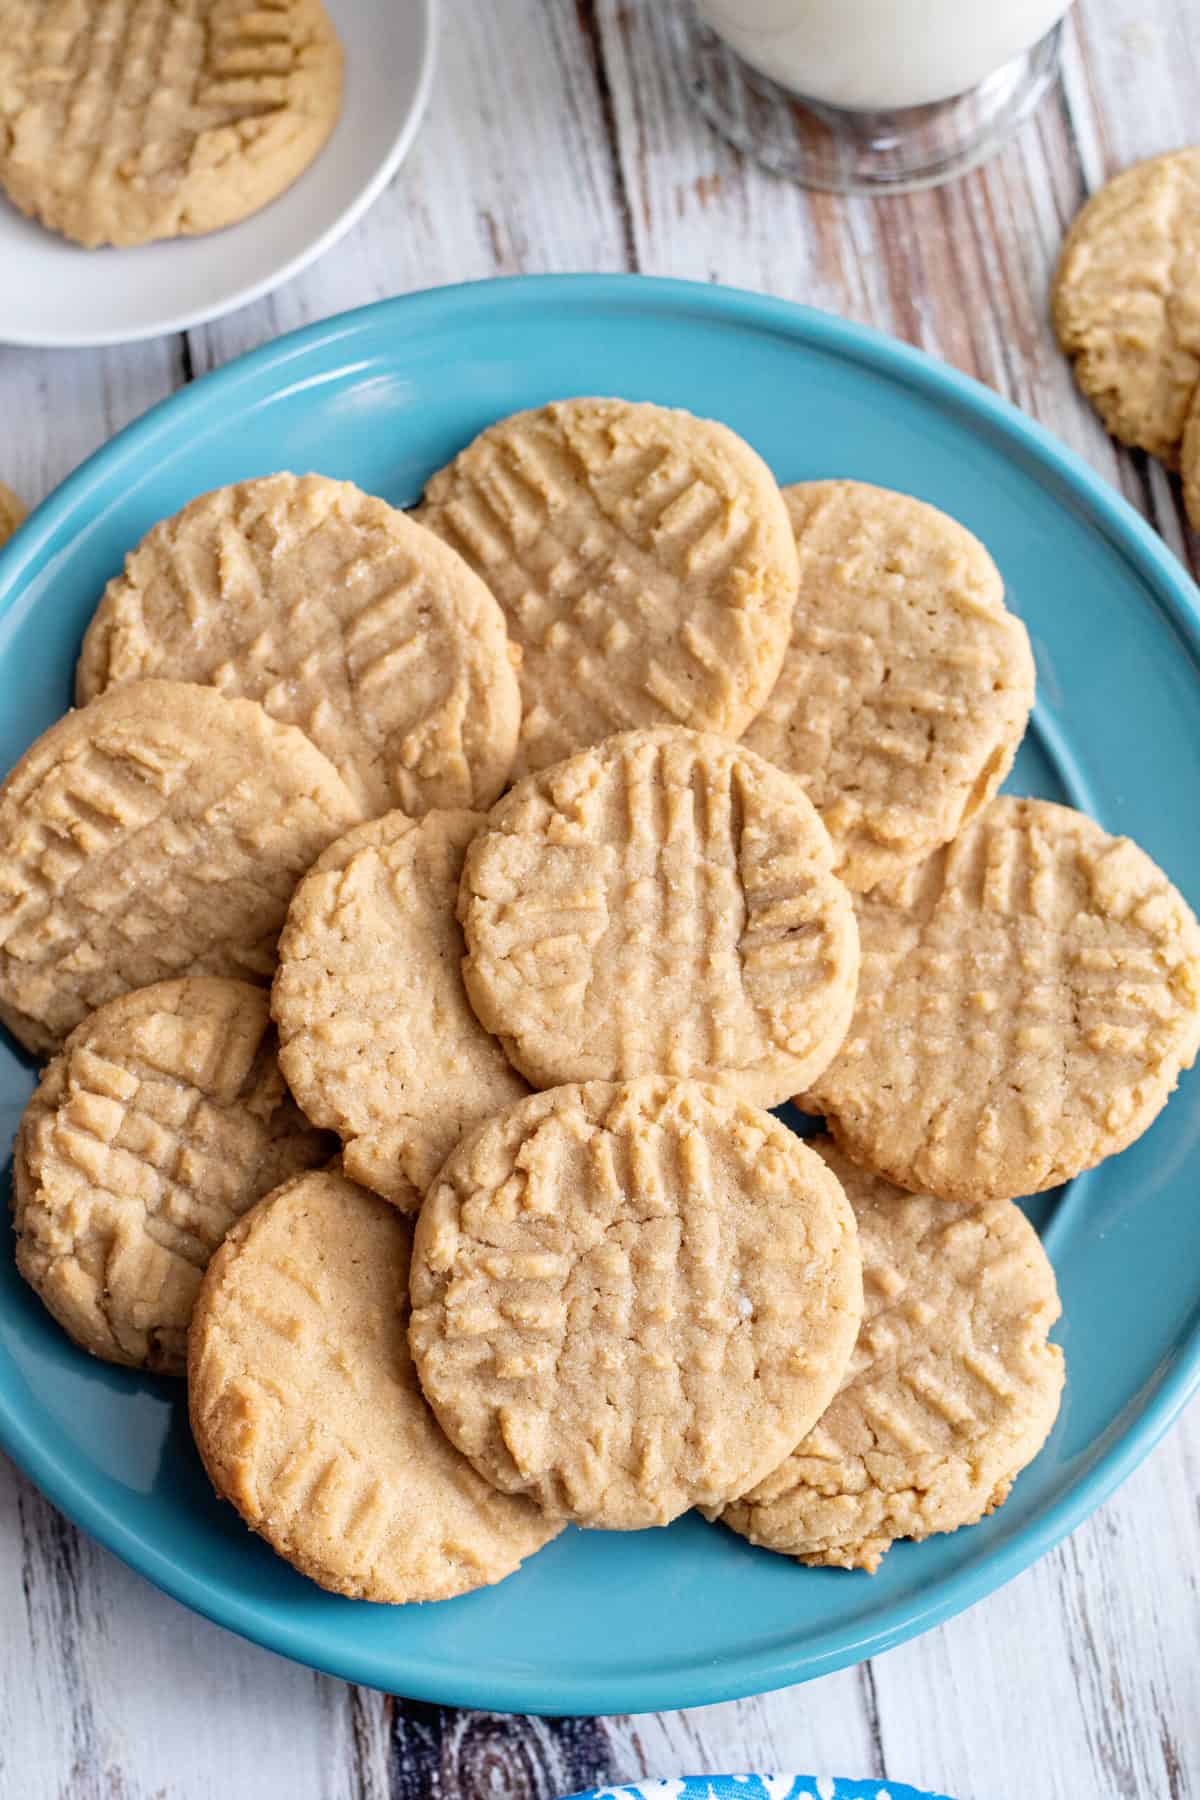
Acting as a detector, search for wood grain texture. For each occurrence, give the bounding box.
[0,0,1198,1795]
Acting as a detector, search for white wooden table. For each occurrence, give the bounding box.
[1,3,1198,1794]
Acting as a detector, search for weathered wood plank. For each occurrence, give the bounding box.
[0,0,1198,1795]
[0,1459,361,1800]
[189,0,632,375]
[0,340,182,514]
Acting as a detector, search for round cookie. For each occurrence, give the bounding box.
[0,679,361,1056]
[76,475,521,817]
[0,482,26,547]
[189,1167,562,1602]
[0,0,343,250]
[804,796,1200,1203]
[273,808,528,1208]
[459,728,859,1107]
[14,978,331,1375]
[1052,149,1200,464]
[721,1139,1064,1571]
[743,481,1035,892]
[409,1078,864,1530]
[417,397,799,778]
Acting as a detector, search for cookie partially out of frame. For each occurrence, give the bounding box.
[0,0,344,249]
[0,482,25,547]
[722,1140,1064,1571]
[14,978,331,1374]
[804,796,1200,1202]
[0,680,361,1056]
[1052,149,1200,464]
[190,1167,562,1602]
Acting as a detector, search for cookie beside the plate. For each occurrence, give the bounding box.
[0,0,344,249]
[1052,148,1200,464]
[0,483,25,547]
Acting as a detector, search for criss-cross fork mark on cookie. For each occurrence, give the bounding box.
[14,978,329,1374]
[409,1079,863,1530]
[0,0,343,248]
[190,1169,560,1602]
[806,795,1200,1202]
[77,475,519,817]
[722,1142,1064,1572]
[0,681,360,1054]
[418,398,796,776]
[743,482,1035,891]
[1053,149,1200,464]
[461,729,858,1107]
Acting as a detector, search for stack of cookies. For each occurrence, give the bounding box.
[5,397,1199,1602]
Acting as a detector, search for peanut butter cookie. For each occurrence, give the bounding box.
[417,397,798,778]
[0,0,343,249]
[273,809,528,1208]
[0,680,361,1056]
[0,482,26,547]
[190,1167,561,1602]
[1053,149,1200,463]
[409,1078,863,1530]
[804,796,1200,1202]
[743,482,1034,891]
[14,978,330,1374]
[77,475,521,817]
[459,728,859,1108]
[722,1140,1064,1570]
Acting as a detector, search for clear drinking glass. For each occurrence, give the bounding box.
[680,0,1075,194]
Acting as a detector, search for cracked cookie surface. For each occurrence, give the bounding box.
[1053,149,1200,463]
[459,727,859,1107]
[189,1166,561,1601]
[77,475,520,817]
[273,808,528,1208]
[0,676,361,1051]
[804,796,1200,1201]
[14,976,331,1373]
[417,397,798,779]
[721,1139,1064,1571]
[743,481,1034,892]
[409,1077,863,1530]
[0,679,361,1056]
[0,0,343,249]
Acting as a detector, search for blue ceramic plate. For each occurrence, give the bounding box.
[0,276,1198,1715]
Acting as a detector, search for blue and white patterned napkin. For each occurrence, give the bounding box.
[561,1778,954,1800]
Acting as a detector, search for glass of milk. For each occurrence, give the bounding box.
[682,0,1075,193]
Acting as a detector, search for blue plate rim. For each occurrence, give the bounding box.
[1,273,1198,1714]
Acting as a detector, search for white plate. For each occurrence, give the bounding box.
[0,0,437,348]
